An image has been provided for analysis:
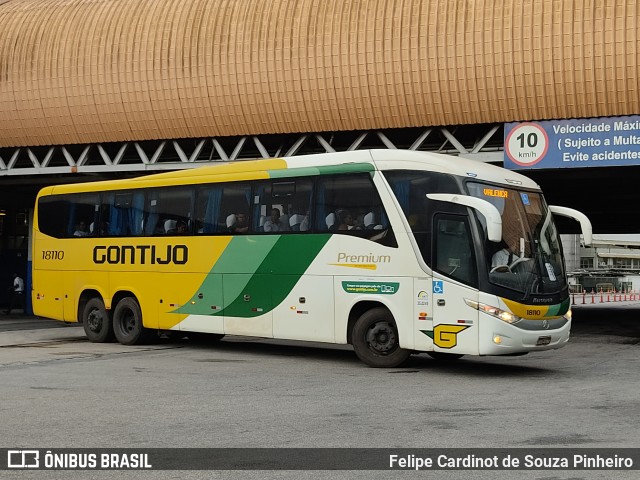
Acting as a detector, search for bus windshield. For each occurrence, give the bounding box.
[466,183,566,296]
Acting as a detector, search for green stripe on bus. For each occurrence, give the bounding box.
[269,167,320,178]
[212,236,280,274]
[268,163,374,178]
[221,234,331,318]
[174,236,279,315]
[175,234,331,317]
[316,163,375,175]
[547,297,570,317]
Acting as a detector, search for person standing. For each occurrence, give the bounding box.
[5,273,25,315]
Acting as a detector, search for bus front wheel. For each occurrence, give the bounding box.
[352,308,410,368]
[82,298,114,343]
[113,297,149,345]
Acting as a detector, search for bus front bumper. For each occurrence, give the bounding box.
[478,314,571,356]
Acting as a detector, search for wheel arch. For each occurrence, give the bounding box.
[77,289,105,323]
[111,290,138,311]
[346,300,391,345]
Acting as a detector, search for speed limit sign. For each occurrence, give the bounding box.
[505,123,549,166]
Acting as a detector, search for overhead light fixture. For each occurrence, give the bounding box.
[0,210,6,216]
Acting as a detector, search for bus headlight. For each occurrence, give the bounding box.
[464,299,522,325]
[563,309,572,321]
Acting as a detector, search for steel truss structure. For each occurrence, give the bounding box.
[0,124,504,177]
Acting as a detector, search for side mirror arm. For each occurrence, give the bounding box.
[427,193,503,242]
[549,206,593,246]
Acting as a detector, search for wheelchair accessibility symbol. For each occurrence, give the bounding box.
[433,281,444,294]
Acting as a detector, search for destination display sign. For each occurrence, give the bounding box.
[504,115,640,170]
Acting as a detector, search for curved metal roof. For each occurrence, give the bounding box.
[0,0,638,148]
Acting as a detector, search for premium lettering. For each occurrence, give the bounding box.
[336,252,391,263]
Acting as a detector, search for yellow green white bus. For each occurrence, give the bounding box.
[32,150,592,367]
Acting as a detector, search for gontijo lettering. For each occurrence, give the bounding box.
[93,245,188,265]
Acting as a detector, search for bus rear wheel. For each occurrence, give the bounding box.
[352,308,410,368]
[113,297,149,345]
[82,298,113,343]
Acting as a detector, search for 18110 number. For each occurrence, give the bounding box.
[42,250,64,260]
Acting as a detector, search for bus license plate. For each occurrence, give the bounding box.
[536,336,551,346]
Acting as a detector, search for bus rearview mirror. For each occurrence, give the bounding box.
[426,193,503,243]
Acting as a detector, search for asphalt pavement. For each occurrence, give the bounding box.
[0,304,638,480]
[570,301,640,338]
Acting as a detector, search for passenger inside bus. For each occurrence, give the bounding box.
[73,221,89,237]
[263,208,282,232]
[335,209,355,230]
[176,220,188,234]
[228,212,250,233]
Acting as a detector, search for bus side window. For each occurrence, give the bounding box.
[315,173,394,244]
[196,183,254,234]
[252,179,312,234]
[220,183,252,233]
[433,215,478,288]
[102,191,145,236]
[196,185,223,234]
[145,187,194,235]
[285,179,312,232]
[384,170,462,263]
[68,193,100,238]
[38,197,70,239]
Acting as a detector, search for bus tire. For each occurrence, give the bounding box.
[187,332,225,343]
[113,297,149,345]
[427,352,464,361]
[352,307,410,368]
[82,297,114,343]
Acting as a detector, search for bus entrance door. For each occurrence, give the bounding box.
[431,276,479,356]
[430,214,479,355]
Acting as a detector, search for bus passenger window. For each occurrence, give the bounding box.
[38,197,70,238]
[253,178,312,234]
[315,173,394,244]
[67,193,100,238]
[145,187,193,236]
